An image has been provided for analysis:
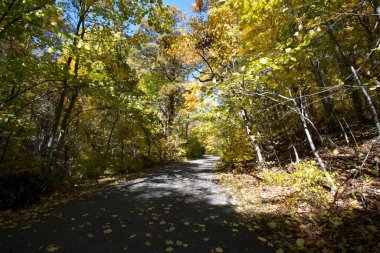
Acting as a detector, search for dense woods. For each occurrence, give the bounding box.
[1,0,380,251]
[0,0,205,183]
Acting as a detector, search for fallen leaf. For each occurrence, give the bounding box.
[166,247,174,252]
[165,240,173,245]
[103,228,112,234]
[215,247,223,253]
[145,241,151,247]
[176,240,183,246]
[46,244,60,252]
[258,237,267,243]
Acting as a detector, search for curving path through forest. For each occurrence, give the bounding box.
[0,156,274,253]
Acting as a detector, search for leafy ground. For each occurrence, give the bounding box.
[217,128,380,253]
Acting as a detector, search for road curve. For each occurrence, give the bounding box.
[0,156,274,253]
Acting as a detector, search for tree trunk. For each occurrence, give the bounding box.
[327,28,366,121]
[337,117,350,145]
[103,115,119,167]
[310,58,334,120]
[293,92,336,191]
[351,66,380,136]
[41,11,86,177]
[239,109,263,162]
[0,131,13,166]
[291,145,300,164]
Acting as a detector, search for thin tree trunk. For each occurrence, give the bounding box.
[294,94,336,191]
[351,66,380,136]
[310,58,334,120]
[0,131,13,166]
[120,141,125,166]
[342,117,359,148]
[40,10,86,177]
[337,117,350,145]
[327,28,365,120]
[104,115,119,167]
[239,109,263,162]
[292,145,300,164]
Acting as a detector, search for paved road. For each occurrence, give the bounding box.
[0,156,273,253]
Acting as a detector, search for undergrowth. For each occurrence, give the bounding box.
[263,161,334,208]
[217,143,380,252]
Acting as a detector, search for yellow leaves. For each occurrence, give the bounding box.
[46,244,60,252]
[76,40,91,51]
[267,221,277,229]
[296,238,305,249]
[91,61,105,71]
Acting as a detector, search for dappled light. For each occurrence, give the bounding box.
[1,0,380,252]
[0,157,272,253]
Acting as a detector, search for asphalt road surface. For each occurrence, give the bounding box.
[0,156,274,253]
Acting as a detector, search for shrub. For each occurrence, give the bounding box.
[263,161,334,207]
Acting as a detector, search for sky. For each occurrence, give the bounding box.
[163,0,195,14]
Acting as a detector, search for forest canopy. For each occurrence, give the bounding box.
[1,0,380,192]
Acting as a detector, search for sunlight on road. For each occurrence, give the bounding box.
[116,156,232,207]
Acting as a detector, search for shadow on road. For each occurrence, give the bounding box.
[0,156,274,253]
